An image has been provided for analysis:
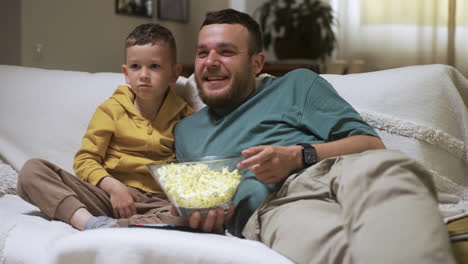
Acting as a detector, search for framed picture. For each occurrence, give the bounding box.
[157,0,189,23]
[116,0,153,18]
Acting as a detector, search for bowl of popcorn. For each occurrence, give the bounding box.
[147,155,246,218]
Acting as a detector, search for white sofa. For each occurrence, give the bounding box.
[0,64,467,264]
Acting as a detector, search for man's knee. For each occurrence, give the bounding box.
[351,149,412,166]
[342,149,437,197]
[345,149,426,179]
[363,150,434,184]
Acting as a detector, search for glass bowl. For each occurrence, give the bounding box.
[147,155,247,218]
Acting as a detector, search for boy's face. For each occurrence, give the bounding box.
[122,43,180,102]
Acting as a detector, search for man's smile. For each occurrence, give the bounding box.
[203,75,229,81]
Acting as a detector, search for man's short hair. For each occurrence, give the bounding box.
[201,9,263,55]
[125,23,177,62]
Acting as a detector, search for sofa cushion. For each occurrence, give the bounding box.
[321,65,468,199]
[0,160,17,196]
[0,65,199,175]
[0,64,466,200]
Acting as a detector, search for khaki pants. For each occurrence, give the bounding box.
[242,150,456,264]
[16,158,187,227]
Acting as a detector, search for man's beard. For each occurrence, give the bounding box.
[196,63,254,110]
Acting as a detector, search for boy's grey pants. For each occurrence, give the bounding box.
[242,150,455,264]
[16,158,187,227]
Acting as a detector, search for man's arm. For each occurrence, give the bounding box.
[171,204,234,234]
[314,135,386,161]
[185,135,385,233]
[238,135,386,184]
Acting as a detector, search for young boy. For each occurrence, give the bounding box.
[16,23,193,230]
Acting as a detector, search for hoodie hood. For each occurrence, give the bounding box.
[110,85,189,122]
[111,85,140,117]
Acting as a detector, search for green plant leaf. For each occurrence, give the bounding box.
[254,0,337,61]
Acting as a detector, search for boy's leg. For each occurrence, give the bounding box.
[17,158,114,223]
[117,189,188,227]
[243,150,455,264]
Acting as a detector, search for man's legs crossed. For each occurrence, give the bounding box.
[334,150,455,264]
[243,150,455,264]
[242,158,352,264]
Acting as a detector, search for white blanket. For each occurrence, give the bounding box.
[0,194,293,264]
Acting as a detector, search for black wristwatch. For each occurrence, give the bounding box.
[297,143,317,168]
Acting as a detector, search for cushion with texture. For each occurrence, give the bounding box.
[321,64,468,198]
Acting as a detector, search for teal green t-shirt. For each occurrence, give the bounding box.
[174,69,378,237]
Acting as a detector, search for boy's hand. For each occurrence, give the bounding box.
[237,145,302,184]
[99,176,140,218]
[171,204,235,234]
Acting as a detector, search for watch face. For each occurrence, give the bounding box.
[298,143,317,167]
[305,152,316,164]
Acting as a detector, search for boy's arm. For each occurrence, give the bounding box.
[73,105,114,186]
[98,176,140,218]
[74,105,139,218]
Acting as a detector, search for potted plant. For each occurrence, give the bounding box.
[255,0,336,62]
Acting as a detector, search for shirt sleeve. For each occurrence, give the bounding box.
[300,76,379,141]
[73,104,115,186]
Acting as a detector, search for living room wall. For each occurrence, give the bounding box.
[0,0,21,66]
[20,0,228,73]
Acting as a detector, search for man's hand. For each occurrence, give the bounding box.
[237,145,302,184]
[171,204,235,234]
[99,176,140,219]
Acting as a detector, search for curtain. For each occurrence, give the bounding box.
[330,0,468,76]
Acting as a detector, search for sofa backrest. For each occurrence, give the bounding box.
[323,65,468,197]
[0,64,466,197]
[0,65,200,175]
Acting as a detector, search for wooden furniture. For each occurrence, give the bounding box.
[181,62,320,78]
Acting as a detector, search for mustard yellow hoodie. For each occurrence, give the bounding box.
[74,85,193,193]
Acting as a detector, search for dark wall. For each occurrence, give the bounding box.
[0,0,21,65]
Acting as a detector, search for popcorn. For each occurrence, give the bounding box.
[156,163,241,208]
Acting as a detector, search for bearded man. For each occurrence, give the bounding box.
[174,8,455,264]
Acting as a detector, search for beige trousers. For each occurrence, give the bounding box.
[16,158,187,227]
[242,150,455,264]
